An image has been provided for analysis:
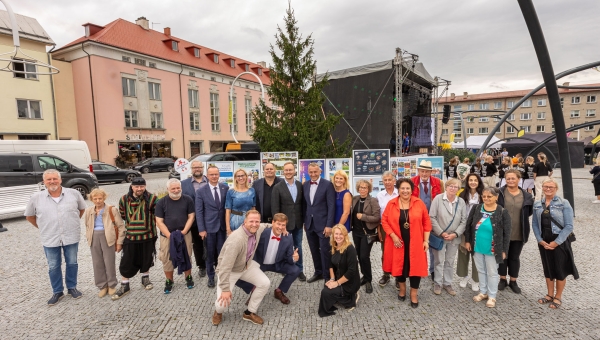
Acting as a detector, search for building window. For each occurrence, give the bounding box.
[536,125,545,132]
[190,141,202,155]
[18,135,47,140]
[587,95,597,103]
[537,112,546,120]
[17,99,42,119]
[245,98,253,132]
[12,58,37,79]
[570,110,580,118]
[571,96,580,104]
[172,41,178,51]
[213,54,219,64]
[493,116,500,122]
[466,117,474,123]
[506,126,515,133]
[478,127,488,134]
[587,109,596,117]
[134,58,146,66]
[585,125,595,131]
[189,71,195,77]
[188,89,199,108]
[479,103,489,110]
[466,128,474,134]
[194,48,200,58]
[495,129,501,134]
[245,64,249,72]
[122,78,136,97]
[151,112,163,128]
[231,97,238,132]
[230,59,235,68]
[148,82,161,100]
[520,113,531,120]
[521,100,532,108]
[122,56,131,62]
[442,129,448,135]
[258,68,263,76]
[508,114,515,121]
[190,112,200,131]
[520,125,531,132]
[149,62,156,68]
[494,101,502,109]
[552,123,555,132]
[537,99,547,106]
[454,105,462,112]
[479,116,489,122]
[453,118,462,134]
[467,104,474,110]
[124,110,138,128]
[507,101,514,109]
[560,97,564,108]
[210,93,220,131]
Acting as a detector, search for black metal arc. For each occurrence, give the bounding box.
[525,120,600,158]
[487,137,558,164]
[557,85,600,90]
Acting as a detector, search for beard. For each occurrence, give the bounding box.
[47,185,60,192]
[169,193,182,199]
[193,171,204,179]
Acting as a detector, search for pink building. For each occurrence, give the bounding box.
[52,17,270,166]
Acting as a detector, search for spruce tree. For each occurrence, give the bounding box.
[251,4,350,158]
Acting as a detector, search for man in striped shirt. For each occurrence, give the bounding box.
[112,177,158,300]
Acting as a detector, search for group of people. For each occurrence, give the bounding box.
[24,156,579,324]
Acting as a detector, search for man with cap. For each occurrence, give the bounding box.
[112,177,159,300]
[181,160,208,278]
[411,160,444,281]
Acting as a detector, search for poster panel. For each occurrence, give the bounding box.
[352,149,390,177]
[351,176,384,197]
[260,151,299,178]
[417,156,444,180]
[390,156,419,179]
[234,160,261,186]
[206,161,234,187]
[326,158,352,183]
[299,159,325,183]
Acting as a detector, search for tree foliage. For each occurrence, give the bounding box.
[440,148,476,163]
[251,4,350,158]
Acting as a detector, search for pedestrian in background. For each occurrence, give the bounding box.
[497,157,512,188]
[533,153,553,201]
[589,158,600,203]
[481,155,498,188]
[523,156,536,195]
[445,158,458,180]
[470,157,482,177]
[456,158,471,187]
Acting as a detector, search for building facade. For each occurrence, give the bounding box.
[436,85,599,144]
[52,17,270,165]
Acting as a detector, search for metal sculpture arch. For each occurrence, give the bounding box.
[487,137,558,164]
[525,120,600,158]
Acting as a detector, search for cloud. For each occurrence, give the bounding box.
[242,27,267,40]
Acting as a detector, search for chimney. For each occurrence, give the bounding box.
[135,16,149,30]
[463,92,468,98]
[450,93,455,100]
[257,61,267,68]
[164,27,171,36]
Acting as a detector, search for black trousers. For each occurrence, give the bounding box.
[498,240,524,278]
[396,276,421,289]
[353,232,374,282]
[190,226,206,269]
[119,238,156,279]
[318,286,356,317]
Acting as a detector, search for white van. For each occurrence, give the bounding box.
[0,140,93,171]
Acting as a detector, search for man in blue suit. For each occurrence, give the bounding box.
[303,163,335,283]
[236,213,300,304]
[181,160,208,278]
[195,165,229,288]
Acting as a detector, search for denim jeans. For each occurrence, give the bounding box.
[291,227,304,271]
[428,247,434,273]
[473,252,499,299]
[43,242,79,293]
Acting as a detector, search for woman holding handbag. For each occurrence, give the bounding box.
[351,179,381,294]
[84,188,125,298]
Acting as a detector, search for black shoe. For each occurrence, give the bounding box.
[186,275,195,289]
[411,301,419,308]
[430,272,435,282]
[378,274,390,287]
[47,292,64,306]
[397,294,406,301]
[307,274,323,283]
[141,276,153,290]
[498,279,508,291]
[199,268,207,278]
[164,279,174,294]
[111,282,130,300]
[67,288,83,299]
[508,280,521,294]
[360,277,368,286]
[365,282,373,294]
[298,272,306,282]
[207,277,216,288]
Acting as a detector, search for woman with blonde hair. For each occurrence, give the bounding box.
[498,157,512,188]
[523,156,536,194]
[481,155,498,188]
[333,170,352,232]
[84,188,125,297]
[318,225,360,317]
[225,169,256,234]
[533,153,553,200]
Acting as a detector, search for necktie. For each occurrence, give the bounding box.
[310,181,318,185]
[213,186,221,207]
[271,236,281,241]
[422,181,429,194]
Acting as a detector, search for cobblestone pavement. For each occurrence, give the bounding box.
[1,169,598,339]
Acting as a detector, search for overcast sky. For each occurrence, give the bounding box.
[14,0,600,94]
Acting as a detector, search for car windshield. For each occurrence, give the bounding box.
[189,154,211,162]
[137,159,152,165]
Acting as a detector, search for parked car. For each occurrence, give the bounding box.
[0,153,98,220]
[92,162,142,184]
[131,158,174,174]
[0,140,94,172]
[168,152,260,180]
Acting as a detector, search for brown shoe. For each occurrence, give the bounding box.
[212,311,223,325]
[98,287,108,298]
[108,287,117,296]
[274,289,290,304]
[242,312,264,325]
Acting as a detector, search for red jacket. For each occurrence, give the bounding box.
[411,176,443,200]
[381,196,432,277]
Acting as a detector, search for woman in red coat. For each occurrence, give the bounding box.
[382,178,432,308]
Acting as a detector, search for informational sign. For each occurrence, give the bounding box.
[234,160,261,186]
[353,149,390,177]
[352,176,384,197]
[390,157,418,179]
[326,158,352,182]
[299,159,325,183]
[207,161,234,187]
[260,151,299,177]
[416,156,444,180]
[174,158,191,179]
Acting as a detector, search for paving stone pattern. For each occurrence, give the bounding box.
[0,169,598,339]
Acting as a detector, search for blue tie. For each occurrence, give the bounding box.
[213,187,221,208]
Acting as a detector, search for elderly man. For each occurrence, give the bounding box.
[376,171,398,287]
[155,179,196,294]
[25,169,87,306]
[181,160,208,278]
[112,177,159,300]
[212,210,271,326]
[252,162,282,223]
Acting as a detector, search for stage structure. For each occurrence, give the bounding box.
[317,48,439,154]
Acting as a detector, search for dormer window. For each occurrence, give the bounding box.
[206,53,219,64]
[238,62,250,72]
[172,41,178,51]
[258,68,262,76]
[230,60,235,68]
[194,48,200,58]
[163,38,180,51]
[224,58,236,68]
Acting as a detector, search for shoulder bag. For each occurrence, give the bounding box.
[429,201,459,251]
[107,206,120,240]
[542,200,576,242]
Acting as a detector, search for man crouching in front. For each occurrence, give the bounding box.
[212,210,270,326]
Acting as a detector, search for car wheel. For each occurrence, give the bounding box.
[167,165,174,172]
[141,167,150,174]
[71,185,89,197]
[126,174,137,183]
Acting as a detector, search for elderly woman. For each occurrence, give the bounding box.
[457,173,484,291]
[532,178,579,309]
[333,170,352,232]
[225,169,256,234]
[382,178,431,308]
[318,225,360,317]
[464,187,511,308]
[429,178,467,296]
[481,155,498,188]
[84,188,125,297]
[351,179,381,294]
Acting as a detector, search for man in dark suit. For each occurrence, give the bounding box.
[252,162,282,223]
[236,213,300,304]
[272,161,306,281]
[303,162,335,283]
[195,165,229,288]
[181,160,208,278]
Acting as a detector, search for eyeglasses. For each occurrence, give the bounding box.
[542,186,557,190]
[482,195,495,199]
[236,175,247,178]
[192,167,204,169]
[447,186,459,189]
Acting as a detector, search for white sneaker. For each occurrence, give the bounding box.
[592,200,600,204]
[459,277,469,288]
[471,282,479,292]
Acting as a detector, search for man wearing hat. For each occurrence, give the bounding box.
[412,160,444,281]
[112,177,159,300]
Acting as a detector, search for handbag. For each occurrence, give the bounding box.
[365,227,379,244]
[542,201,576,242]
[429,201,459,251]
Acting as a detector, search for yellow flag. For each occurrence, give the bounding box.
[592,134,600,144]
[449,133,455,143]
[517,129,525,137]
[228,100,233,124]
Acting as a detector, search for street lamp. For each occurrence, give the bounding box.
[228,72,265,143]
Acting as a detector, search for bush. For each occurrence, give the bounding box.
[441,149,476,163]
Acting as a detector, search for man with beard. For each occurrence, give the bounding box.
[112,177,159,300]
[181,160,208,278]
[25,169,87,305]
[155,179,196,294]
[252,162,282,224]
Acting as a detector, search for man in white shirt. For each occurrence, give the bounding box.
[376,171,398,287]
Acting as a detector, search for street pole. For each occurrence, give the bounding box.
[229,72,266,143]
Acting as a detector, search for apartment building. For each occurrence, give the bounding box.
[436,84,599,144]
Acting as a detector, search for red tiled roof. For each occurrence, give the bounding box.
[54,18,270,85]
[439,84,600,103]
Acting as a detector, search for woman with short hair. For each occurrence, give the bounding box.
[533,153,553,201]
[225,169,256,234]
[333,170,352,232]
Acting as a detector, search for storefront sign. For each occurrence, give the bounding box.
[125,134,166,141]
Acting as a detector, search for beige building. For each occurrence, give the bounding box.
[436,84,600,144]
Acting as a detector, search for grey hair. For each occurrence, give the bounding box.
[43,169,61,179]
[190,160,204,167]
[542,177,560,190]
[381,171,395,179]
[482,187,499,196]
[166,178,181,188]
